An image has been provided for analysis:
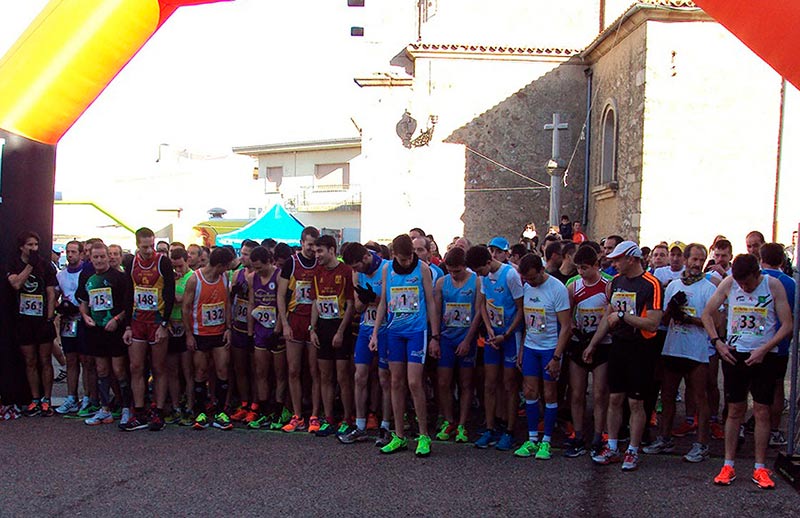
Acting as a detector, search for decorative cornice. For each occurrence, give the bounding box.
[232,138,361,156]
[353,74,413,88]
[405,43,581,62]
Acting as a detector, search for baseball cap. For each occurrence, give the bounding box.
[606,240,643,259]
[668,241,686,253]
[487,236,509,251]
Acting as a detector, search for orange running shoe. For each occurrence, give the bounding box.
[230,404,249,422]
[671,419,697,437]
[713,465,736,485]
[308,415,322,433]
[366,413,379,430]
[751,468,775,489]
[710,421,725,440]
[281,415,305,433]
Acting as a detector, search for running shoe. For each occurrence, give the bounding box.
[366,413,379,431]
[23,401,41,417]
[683,443,709,463]
[591,446,621,465]
[589,440,604,458]
[415,434,432,457]
[474,429,499,449]
[710,420,725,440]
[119,408,132,428]
[179,409,194,427]
[535,441,552,460]
[621,450,639,471]
[643,436,675,455]
[248,415,269,429]
[282,415,306,433]
[338,427,368,444]
[380,433,408,454]
[123,414,149,432]
[78,401,101,418]
[435,421,456,441]
[244,407,259,424]
[769,430,787,447]
[563,436,587,458]
[495,432,514,451]
[455,425,469,443]
[337,421,354,437]
[41,400,55,416]
[271,407,293,431]
[213,412,234,431]
[166,408,182,425]
[85,408,114,425]
[193,412,210,430]
[111,407,122,420]
[315,421,336,437]
[713,465,736,485]
[375,428,392,448]
[513,441,539,458]
[671,420,697,437]
[149,410,166,431]
[751,468,775,489]
[56,396,79,415]
[308,415,322,433]
[230,405,249,422]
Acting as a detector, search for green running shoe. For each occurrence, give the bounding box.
[248,414,269,429]
[315,421,336,437]
[535,441,552,460]
[415,434,432,457]
[78,404,100,418]
[337,422,351,436]
[455,425,469,443]
[435,420,455,441]
[513,440,539,458]
[213,412,233,431]
[193,412,209,430]
[269,407,292,430]
[111,407,122,420]
[380,433,409,454]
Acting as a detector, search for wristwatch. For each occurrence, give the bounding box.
[617,311,625,320]
[159,321,168,328]
[308,324,316,332]
[710,337,721,346]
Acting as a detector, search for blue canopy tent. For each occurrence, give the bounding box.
[215,204,305,248]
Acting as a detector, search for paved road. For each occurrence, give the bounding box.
[1,415,798,518]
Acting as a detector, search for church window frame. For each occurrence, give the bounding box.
[599,101,618,185]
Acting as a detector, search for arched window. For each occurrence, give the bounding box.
[600,103,617,184]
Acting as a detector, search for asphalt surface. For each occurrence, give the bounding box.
[1,413,798,518]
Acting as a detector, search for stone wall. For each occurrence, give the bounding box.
[447,59,587,245]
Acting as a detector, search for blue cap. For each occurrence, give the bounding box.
[487,236,509,251]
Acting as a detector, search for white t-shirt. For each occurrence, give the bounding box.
[654,266,684,288]
[522,276,570,350]
[663,278,716,363]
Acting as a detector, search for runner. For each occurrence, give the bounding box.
[183,247,236,430]
[7,231,58,417]
[54,240,87,415]
[246,246,290,430]
[108,244,124,272]
[370,234,440,456]
[563,246,611,457]
[745,231,766,259]
[544,242,568,284]
[167,247,195,426]
[600,235,624,276]
[585,241,663,471]
[653,242,685,287]
[559,242,578,282]
[278,226,321,433]
[706,239,733,286]
[413,236,444,284]
[76,242,130,426]
[187,244,202,270]
[644,243,715,462]
[649,244,669,273]
[340,243,393,445]
[309,235,356,437]
[229,239,258,423]
[702,254,792,489]
[466,245,524,451]
[433,247,481,443]
[121,227,176,431]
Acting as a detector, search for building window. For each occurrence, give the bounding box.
[314,163,350,191]
[266,166,283,188]
[600,103,617,185]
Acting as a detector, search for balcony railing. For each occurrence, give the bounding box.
[285,184,361,212]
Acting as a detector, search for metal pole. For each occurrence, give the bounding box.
[788,221,800,456]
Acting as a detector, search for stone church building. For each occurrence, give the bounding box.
[348,0,798,250]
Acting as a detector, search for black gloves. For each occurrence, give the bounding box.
[57,300,80,317]
[354,283,377,305]
[667,291,689,323]
[27,252,41,268]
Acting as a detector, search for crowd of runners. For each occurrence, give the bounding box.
[3,221,796,490]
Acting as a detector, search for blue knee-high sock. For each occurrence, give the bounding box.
[543,402,558,443]
[525,399,540,442]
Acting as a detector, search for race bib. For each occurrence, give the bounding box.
[390,286,419,314]
[201,302,225,327]
[577,307,604,332]
[487,302,505,328]
[731,306,768,336]
[525,306,547,334]
[611,291,636,315]
[170,320,185,338]
[252,305,277,328]
[19,293,44,317]
[362,306,378,326]
[317,295,341,320]
[444,302,471,328]
[233,298,248,323]
[672,306,697,335]
[134,287,159,311]
[295,281,312,304]
[89,287,113,311]
[61,316,79,338]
